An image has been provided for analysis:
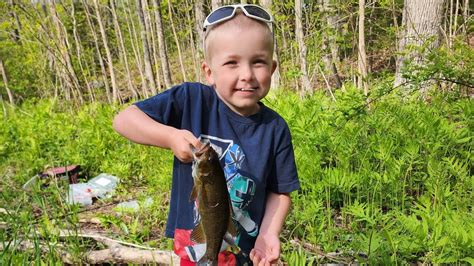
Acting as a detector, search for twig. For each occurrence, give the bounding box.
[318,64,337,102]
[57,229,155,250]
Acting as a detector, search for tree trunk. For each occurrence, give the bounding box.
[295,0,312,94]
[261,0,281,90]
[83,0,111,103]
[8,0,21,43]
[211,0,220,10]
[49,2,83,103]
[183,0,200,81]
[93,0,119,103]
[152,0,172,89]
[357,0,368,96]
[0,60,14,105]
[320,0,342,89]
[167,0,187,82]
[137,0,157,94]
[122,0,148,98]
[194,0,205,56]
[142,0,162,93]
[110,0,138,99]
[462,0,469,35]
[71,0,94,102]
[394,0,446,92]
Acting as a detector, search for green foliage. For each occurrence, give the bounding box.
[0,100,173,262]
[268,88,473,264]
[401,39,474,93]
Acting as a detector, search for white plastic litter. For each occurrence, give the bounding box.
[87,173,119,199]
[115,197,154,212]
[66,173,119,206]
[67,183,94,206]
[116,200,140,211]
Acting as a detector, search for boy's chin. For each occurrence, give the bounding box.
[231,103,260,116]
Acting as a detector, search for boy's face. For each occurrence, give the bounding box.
[202,22,276,117]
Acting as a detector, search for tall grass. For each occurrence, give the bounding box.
[0,89,472,264]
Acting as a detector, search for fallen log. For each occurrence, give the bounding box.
[1,229,180,265]
[82,244,179,265]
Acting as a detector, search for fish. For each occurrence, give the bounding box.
[190,141,237,265]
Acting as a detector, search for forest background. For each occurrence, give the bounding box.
[0,0,473,264]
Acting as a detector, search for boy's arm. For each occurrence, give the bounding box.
[113,105,201,162]
[250,192,292,266]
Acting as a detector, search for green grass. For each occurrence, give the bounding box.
[0,88,473,264]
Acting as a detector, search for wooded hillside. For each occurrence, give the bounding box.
[0,0,472,104]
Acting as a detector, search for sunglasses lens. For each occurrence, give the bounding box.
[207,6,235,24]
[244,6,271,21]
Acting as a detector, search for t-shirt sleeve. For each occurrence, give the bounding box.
[133,84,187,128]
[267,123,300,193]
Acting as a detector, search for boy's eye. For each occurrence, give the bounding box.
[254,59,268,65]
[224,61,237,66]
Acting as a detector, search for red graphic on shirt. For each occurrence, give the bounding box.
[174,229,237,266]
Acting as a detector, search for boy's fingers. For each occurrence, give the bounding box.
[182,131,201,149]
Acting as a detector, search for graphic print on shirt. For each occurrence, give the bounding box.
[183,135,258,262]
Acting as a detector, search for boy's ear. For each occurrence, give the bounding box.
[202,62,215,85]
[271,60,278,75]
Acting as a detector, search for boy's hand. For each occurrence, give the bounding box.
[169,129,201,163]
[249,233,280,266]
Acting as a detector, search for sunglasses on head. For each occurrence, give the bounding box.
[203,4,273,31]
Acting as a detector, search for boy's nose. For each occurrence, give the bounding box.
[239,64,254,82]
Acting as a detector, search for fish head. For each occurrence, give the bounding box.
[192,141,220,181]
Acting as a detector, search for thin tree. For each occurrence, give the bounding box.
[167,0,187,82]
[462,0,469,35]
[71,0,94,102]
[137,0,157,94]
[122,0,148,97]
[183,0,200,81]
[295,0,312,94]
[357,0,368,95]
[262,0,281,90]
[0,60,14,105]
[49,2,83,102]
[8,0,21,43]
[142,0,162,93]
[320,0,342,89]
[194,0,205,55]
[93,0,119,103]
[211,0,220,10]
[83,0,111,103]
[152,0,172,89]
[110,0,138,99]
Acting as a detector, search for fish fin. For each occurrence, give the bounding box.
[227,217,238,238]
[191,223,206,244]
[189,185,198,201]
[197,257,217,266]
[223,232,239,249]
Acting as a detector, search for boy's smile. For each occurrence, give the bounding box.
[202,19,276,117]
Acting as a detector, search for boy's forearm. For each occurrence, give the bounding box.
[113,105,176,149]
[260,192,292,236]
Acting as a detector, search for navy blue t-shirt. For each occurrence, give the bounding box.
[135,82,299,260]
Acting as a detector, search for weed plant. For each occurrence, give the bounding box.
[0,88,472,264]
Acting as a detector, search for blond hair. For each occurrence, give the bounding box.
[203,11,274,62]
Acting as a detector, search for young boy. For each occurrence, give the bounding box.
[113,4,300,265]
